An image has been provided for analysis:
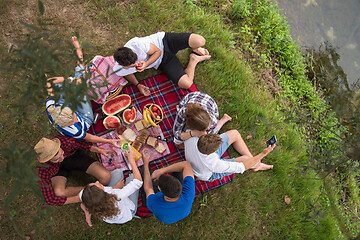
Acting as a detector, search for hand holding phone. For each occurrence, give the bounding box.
[266,135,277,147]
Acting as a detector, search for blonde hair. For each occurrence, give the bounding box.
[197,134,223,155]
[47,105,75,127]
[185,103,211,131]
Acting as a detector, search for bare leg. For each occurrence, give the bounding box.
[226,130,253,157]
[86,161,111,185]
[71,36,84,65]
[51,176,83,197]
[178,53,211,89]
[81,203,93,227]
[216,114,232,131]
[225,130,274,171]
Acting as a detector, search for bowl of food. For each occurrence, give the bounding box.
[143,103,164,128]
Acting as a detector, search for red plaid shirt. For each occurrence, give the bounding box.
[36,135,92,206]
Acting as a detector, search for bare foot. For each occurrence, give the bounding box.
[80,203,93,227]
[252,162,273,171]
[189,53,211,63]
[71,36,81,49]
[216,114,232,131]
[192,47,209,56]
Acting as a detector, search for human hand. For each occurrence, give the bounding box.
[137,84,150,96]
[136,61,146,72]
[110,139,122,148]
[99,149,115,158]
[124,146,136,162]
[262,144,276,155]
[115,178,125,189]
[151,169,163,181]
[142,149,151,165]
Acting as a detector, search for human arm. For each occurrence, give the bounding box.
[90,145,115,158]
[151,161,194,181]
[142,149,155,197]
[46,77,65,96]
[83,133,122,148]
[135,43,161,72]
[125,147,142,181]
[180,130,207,141]
[124,74,150,96]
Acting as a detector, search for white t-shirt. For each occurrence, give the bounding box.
[103,179,143,224]
[113,32,165,77]
[184,137,245,181]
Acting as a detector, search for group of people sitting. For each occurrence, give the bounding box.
[34,32,276,226]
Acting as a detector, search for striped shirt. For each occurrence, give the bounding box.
[46,99,89,139]
[173,92,219,145]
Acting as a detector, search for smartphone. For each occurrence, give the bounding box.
[266,135,277,147]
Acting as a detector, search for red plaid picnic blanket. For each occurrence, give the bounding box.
[89,73,234,197]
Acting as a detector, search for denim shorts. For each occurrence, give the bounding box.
[207,133,235,182]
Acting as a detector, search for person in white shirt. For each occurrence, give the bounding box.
[79,147,143,226]
[184,130,275,182]
[113,32,211,96]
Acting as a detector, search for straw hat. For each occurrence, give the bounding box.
[47,105,75,127]
[34,137,61,163]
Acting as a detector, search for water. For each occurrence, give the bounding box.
[276,0,360,86]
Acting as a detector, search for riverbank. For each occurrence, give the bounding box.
[0,0,358,239]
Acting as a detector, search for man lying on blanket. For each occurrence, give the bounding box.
[113,32,211,95]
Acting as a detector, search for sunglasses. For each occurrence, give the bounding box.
[156,136,168,142]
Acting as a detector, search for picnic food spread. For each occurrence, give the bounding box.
[103,115,121,129]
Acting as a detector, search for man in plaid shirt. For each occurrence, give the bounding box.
[35,135,114,206]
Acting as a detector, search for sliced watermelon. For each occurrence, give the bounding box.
[102,94,131,115]
[103,116,121,129]
[123,107,136,124]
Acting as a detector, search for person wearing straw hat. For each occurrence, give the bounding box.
[34,135,113,206]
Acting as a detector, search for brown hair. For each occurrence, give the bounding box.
[158,174,182,198]
[197,134,223,155]
[82,185,120,220]
[185,103,211,131]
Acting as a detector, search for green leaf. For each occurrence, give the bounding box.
[38,0,45,15]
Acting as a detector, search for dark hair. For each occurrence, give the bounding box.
[198,134,223,154]
[158,174,182,198]
[82,185,120,220]
[185,103,211,131]
[113,47,137,66]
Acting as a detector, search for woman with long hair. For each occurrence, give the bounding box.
[80,147,144,226]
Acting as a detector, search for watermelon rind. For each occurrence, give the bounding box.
[102,94,131,116]
[123,107,136,124]
[103,115,121,129]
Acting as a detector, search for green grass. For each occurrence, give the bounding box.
[0,0,356,239]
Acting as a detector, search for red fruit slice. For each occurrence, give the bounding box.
[157,109,161,116]
[102,94,131,115]
[123,107,136,124]
[103,116,121,129]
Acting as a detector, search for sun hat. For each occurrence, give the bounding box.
[47,105,75,127]
[34,137,61,163]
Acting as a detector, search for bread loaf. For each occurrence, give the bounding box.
[134,120,145,131]
[132,129,150,152]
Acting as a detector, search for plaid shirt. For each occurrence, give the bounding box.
[36,135,92,206]
[173,92,219,144]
